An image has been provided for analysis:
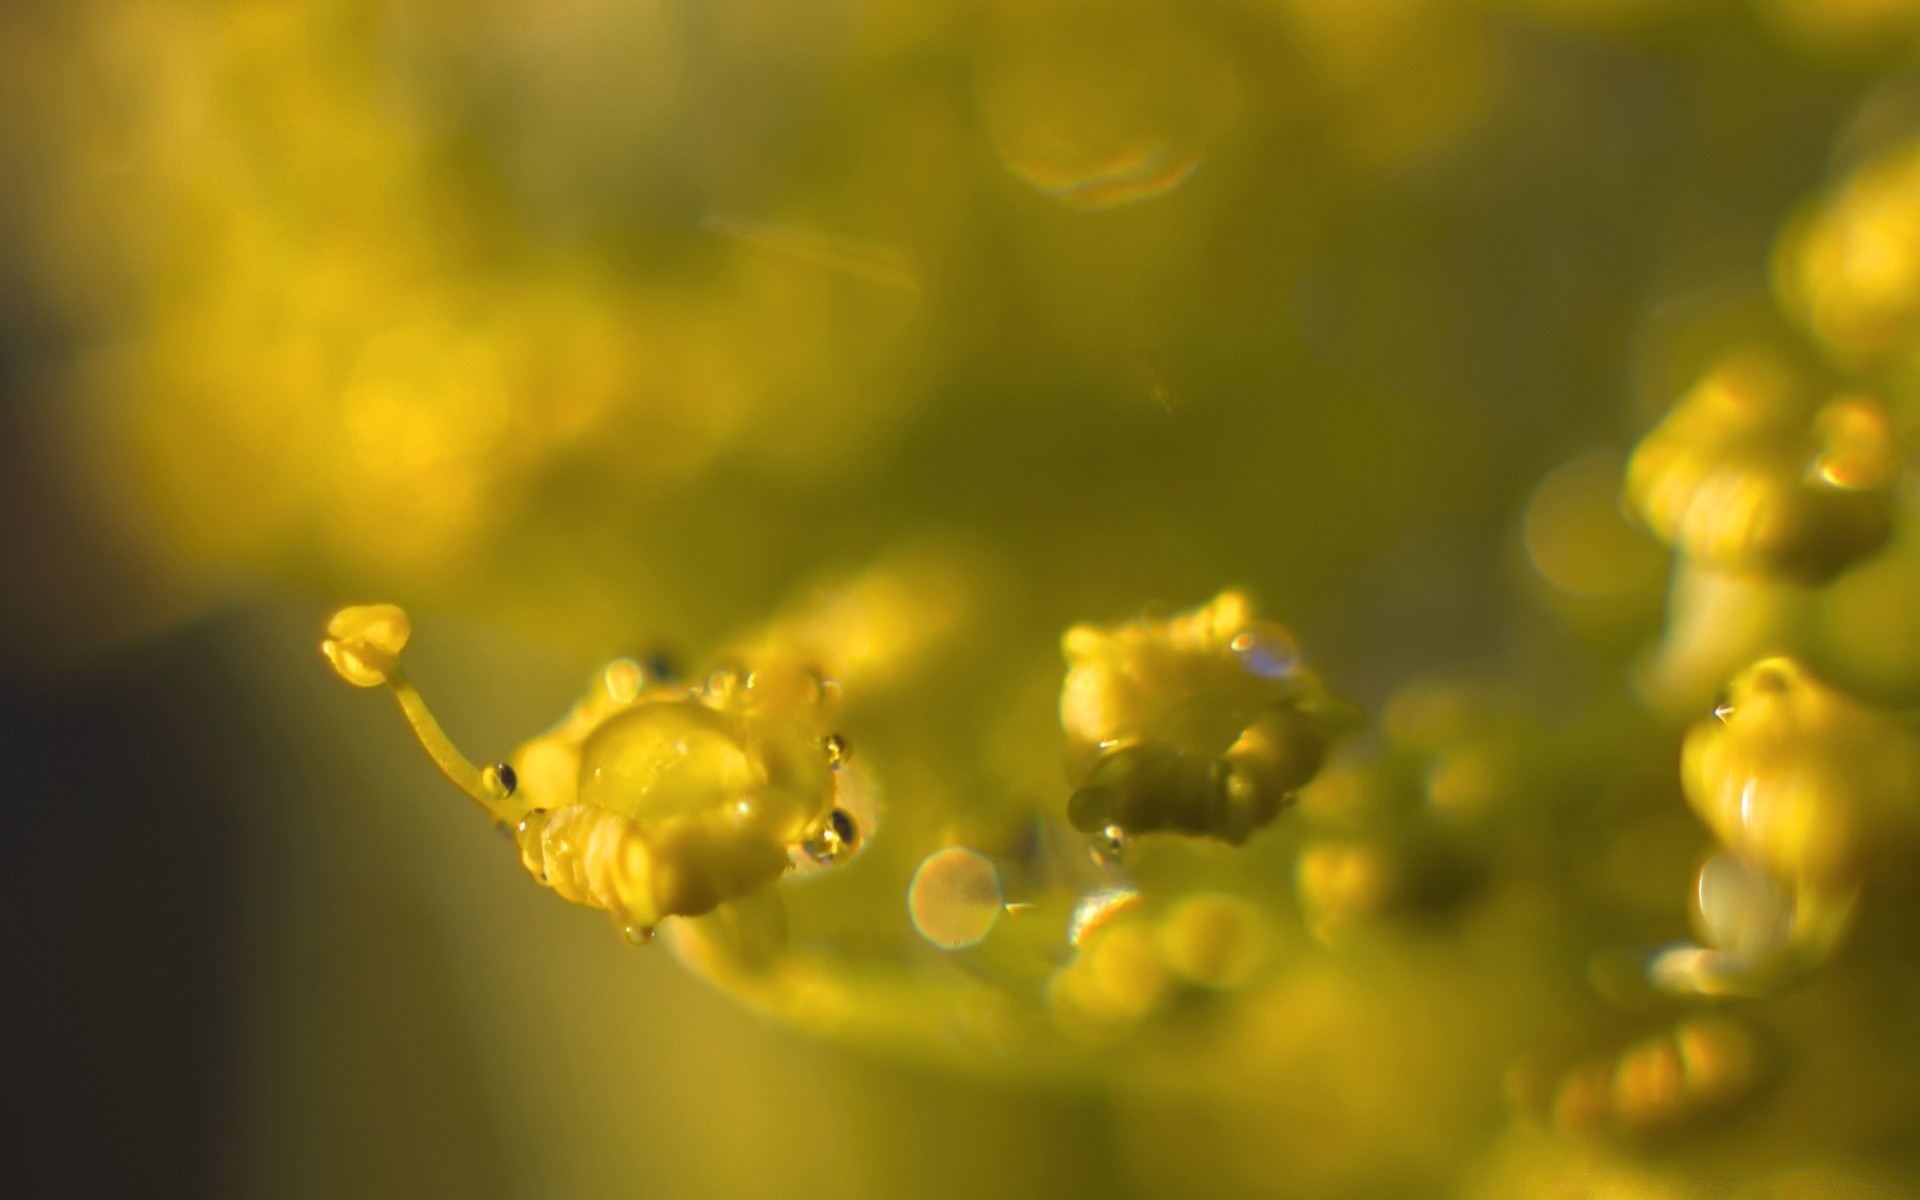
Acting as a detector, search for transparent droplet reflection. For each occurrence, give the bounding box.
[1693,852,1795,961]
[480,762,517,801]
[908,846,1005,950]
[1068,886,1140,947]
[1229,630,1299,680]
[604,657,643,703]
[978,1,1235,212]
[1091,824,1131,866]
[801,807,860,866]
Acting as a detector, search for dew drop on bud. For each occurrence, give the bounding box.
[481,762,518,800]
[1092,824,1131,866]
[802,807,860,864]
[604,658,643,704]
[704,667,741,702]
[1230,630,1298,680]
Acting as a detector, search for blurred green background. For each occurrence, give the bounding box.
[9,0,1920,1197]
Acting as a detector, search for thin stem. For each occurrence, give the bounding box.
[386,668,510,818]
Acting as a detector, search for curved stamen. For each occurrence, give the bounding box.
[322,603,512,819]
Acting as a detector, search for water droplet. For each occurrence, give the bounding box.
[704,667,741,702]
[604,658,643,703]
[822,733,850,769]
[801,807,860,865]
[1229,630,1298,680]
[623,924,656,947]
[1523,449,1666,599]
[481,761,518,800]
[1091,824,1131,865]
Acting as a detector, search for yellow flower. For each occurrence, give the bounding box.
[1625,352,1897,581]
[323,604,863,939]
[1682,656,1920,885]
[1059,590,1359,845]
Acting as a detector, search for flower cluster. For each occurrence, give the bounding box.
[18,0,1920,1193]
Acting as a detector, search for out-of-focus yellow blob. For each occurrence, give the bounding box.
[907,847,1005,950]
[40,1,953,599]
[1760,0,1920,57]
[1268,0,1491,165]
[729,541,990,699]
[1500,0,1706,34]
[664,885,793,989]
[1158,894,1270,988]
[1670,1014,1762,1111]
[1682,656,1920,885]
[1648,838,1863,996]
[1817,526,1920,698]
[1551,1057,1617,1136]
[1524,449,1666,599]
[1294,760,1376,824]
[1624,352,1897,581]
[1381,682,1472,755]
[1690,851,1795,961]
[1547,1015,1766,1141]
[977,0,1236,211]
[1048,915,1172,1035]
[1612,1033,1689,1135]
[1635,562,1806,717]
[1296,837,1395,939]
[1060,590,1359,845]
[1084,922,1171,1016]
[1781,136,1920,363]
[1809,395,1902,490]
[1424,742,1510,822]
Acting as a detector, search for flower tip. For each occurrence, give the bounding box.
[321,603,412,687]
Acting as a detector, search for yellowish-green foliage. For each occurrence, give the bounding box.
[16,0,1920,1197]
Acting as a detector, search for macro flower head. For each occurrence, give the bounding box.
[16,2,1920,1198]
